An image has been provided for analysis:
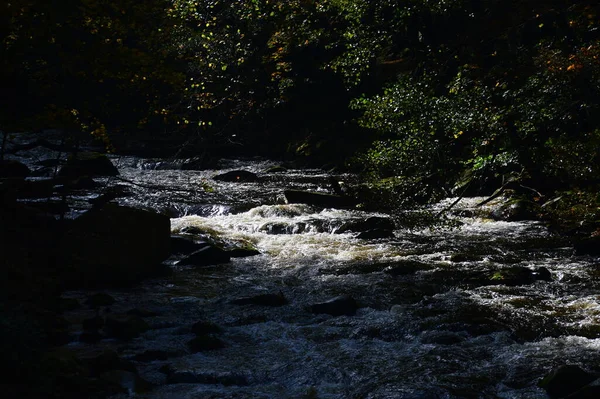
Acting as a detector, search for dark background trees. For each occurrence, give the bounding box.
[2,0,600,206]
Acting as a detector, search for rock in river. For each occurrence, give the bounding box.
[284,189,356,209]
[311,295,358,316]
[231,292,287,307]
[177,244,231,266]
[58,152,119,178]
[61,204,171,287]
[213,170,258,182]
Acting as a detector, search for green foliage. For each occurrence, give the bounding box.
[1,0,184,142]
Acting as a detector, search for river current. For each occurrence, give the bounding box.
[46,155,600,398]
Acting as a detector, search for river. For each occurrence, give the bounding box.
[11,144,600,398]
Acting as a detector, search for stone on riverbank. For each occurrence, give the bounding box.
[62,204,171,287]
[311,295,358,316]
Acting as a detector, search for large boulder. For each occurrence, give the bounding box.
[61,204,171,287]
[284,189,356,209]
[539,365,599,398]
[213,170,258,182]
[58,152,119,178]
[0,160,30,178]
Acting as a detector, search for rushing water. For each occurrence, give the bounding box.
[12,144,598,398]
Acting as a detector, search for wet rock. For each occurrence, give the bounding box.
[264,165,288,173]
[82,314,105,331]
[38,348,89,395]
[58,152,119,178]
[191,320,222,335]
[177,244,231,266]
[574,236,600,256]
[104,315,150,340]
[79,331,103,343]
[99,370,154,394]
[188,335,225,352]
[490,199,539,221]
[356,228,394,239]
[170,235,205,255]
[450,252,482,262]
[133,350,175,362]
[538,365,599,398]
[62,204,171,287]
[420,331,465,345]
[180,156,219,170]
[126,308,159,317]
[85,292,116,308]
[82,349,137,376]
[231,292,287,307]
[311,295,358,316]
[213,170,258,182]
[56,297,80,312]
[284,189,356,209]
[166,370,248,386]
[1,178,54,198]
[0,160,30,178]
[65,176,98,190]
[384,260,431,276]
[336,216,395,234]
[228,245,261,258]
[489,266,552,286]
